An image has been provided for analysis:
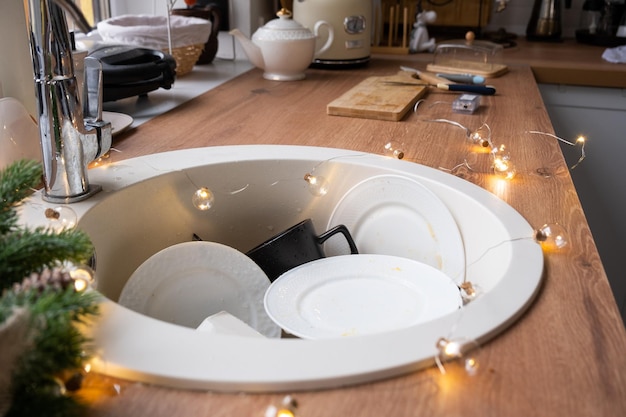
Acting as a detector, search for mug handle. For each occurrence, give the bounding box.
[317,224,359,254]
[199,5,221,37]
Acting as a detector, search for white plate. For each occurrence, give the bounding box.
[265,254,462,339]
[103,111,133,136]
[118,241,280,338]
[327,174,466,282]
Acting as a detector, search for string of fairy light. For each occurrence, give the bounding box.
[34,99,586,408]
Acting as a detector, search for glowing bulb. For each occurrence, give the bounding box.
[493,161,516,180]
[70,265,95,292]
[276,409,295,417]
[192,187,215,210]
[491,144,516,180]
[464,357,479,375]
[535,223,568,251]
[469,123,492,148]
[73,278,88,292]
[435,337,481,376]
[45,206,78,231]
[266,396,298,417]
[443,341,462,358]
[304,173,329,196]
[383,141,405,159]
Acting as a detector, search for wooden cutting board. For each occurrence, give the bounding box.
[327,73,427,122]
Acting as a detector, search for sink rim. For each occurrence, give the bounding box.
[21,145,544,392]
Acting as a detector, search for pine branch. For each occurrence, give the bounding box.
[1,287,99,417]
[0,160,42,235]
[0,228,94,291]
[6,389,87,417]
[0,159,100,417]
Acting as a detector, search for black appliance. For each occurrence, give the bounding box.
[89,44,177,102]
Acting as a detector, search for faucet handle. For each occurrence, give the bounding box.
[83,56,104,123]
[83,56,112,160]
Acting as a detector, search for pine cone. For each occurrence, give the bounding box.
[13,268,74,294]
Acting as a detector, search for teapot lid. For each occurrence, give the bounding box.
[253,9,315,41]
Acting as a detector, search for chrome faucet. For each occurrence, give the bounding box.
[25,0,112,203]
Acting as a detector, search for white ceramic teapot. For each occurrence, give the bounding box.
[230,9,334,81]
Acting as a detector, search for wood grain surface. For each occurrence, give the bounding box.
[85,59,626,417]
[327,72,427,121]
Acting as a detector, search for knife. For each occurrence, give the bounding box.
[384,80,496,95]
[398,65,496,95]
[436,72,486,85]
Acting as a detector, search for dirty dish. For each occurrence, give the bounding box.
[326,174,465,282]
[103,111,133,136]
[264,254,462,339]
[118,241,280,338]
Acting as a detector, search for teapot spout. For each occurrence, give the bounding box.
[229,29,265,70]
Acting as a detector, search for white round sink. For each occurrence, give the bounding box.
[20,145,543,392]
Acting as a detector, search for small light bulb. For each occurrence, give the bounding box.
[70,265,95,292]
[535,223,568,251]
[192,187,215,210]
[304,173,329,196]
[464,357,479,375]
[45,206,78,231]
[73,278,88,292]
[493,160,516,180]
[276,409,295,417]
[491,144,516,180]
[435,337,481,376]
[383,141,405,159]
[459,281,479,304]
[469,123,492,148]
[266,396,298,417]
[443,340,462,358]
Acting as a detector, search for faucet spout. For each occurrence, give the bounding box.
[25,0,111,203]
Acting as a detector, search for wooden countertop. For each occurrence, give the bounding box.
[504,38,626,88]
[85,60,626,417]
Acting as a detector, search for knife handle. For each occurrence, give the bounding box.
[437,83,496,95]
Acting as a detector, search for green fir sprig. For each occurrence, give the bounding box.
[0,159,100,417]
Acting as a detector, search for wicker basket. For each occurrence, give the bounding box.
[164,44,204,76]
[98,15,212,77]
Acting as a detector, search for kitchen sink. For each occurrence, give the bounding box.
[19,145,543,392]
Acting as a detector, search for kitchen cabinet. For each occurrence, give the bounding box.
[539,83,626,321]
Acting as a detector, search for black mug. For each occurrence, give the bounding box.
[246,219,358,282]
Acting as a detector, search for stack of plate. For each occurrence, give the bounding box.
[264,174,466,339]
[119,174,468,340]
